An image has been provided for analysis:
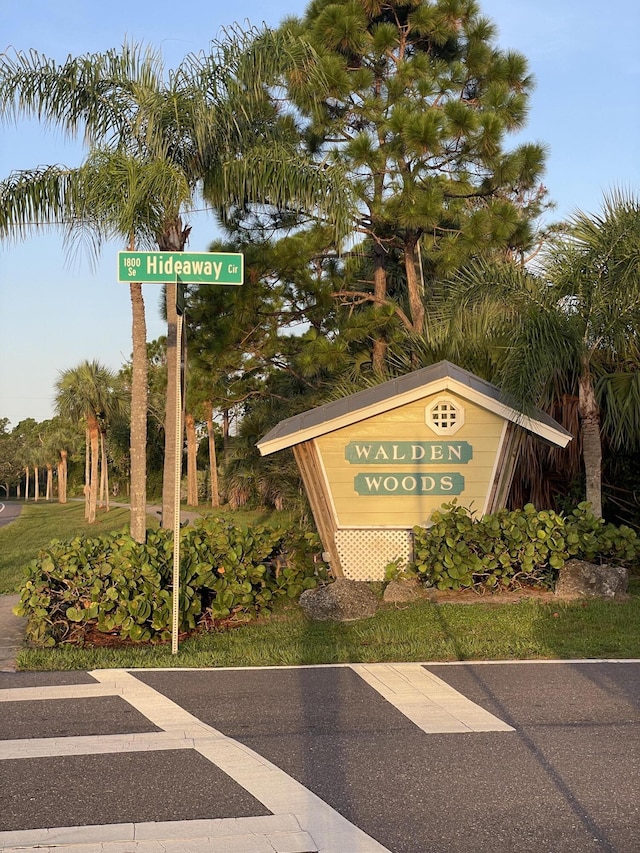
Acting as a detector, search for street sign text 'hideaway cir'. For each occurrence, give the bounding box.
[118,251,244,284]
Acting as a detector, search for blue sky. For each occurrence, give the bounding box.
[1,0,638,428]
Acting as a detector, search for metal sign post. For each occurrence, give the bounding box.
[118,251,244,655]
[171,311,184,655]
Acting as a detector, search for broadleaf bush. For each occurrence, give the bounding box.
[409,502,640,592]
[14,516,322,646]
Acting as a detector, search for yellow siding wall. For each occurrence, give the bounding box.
[315,392,505,528]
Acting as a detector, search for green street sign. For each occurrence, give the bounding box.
[118,251,244,285]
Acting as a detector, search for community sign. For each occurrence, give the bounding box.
[257,361,572,581]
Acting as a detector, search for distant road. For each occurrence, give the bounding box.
[0,502,22,529]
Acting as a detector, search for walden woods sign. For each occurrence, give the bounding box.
[345,441,472,495]
[345,440,473,464]
[257,362,572,580]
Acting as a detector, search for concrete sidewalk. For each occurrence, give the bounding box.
[0,595,26,672]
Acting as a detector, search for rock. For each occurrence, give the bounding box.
[383,578,427,603]
[555,559,628,600]
[299,579,379,621]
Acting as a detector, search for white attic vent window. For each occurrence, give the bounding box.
[426,397,464,436]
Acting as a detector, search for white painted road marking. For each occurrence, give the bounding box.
[0,730,196,759]
[0,683,124,702]
[351,662,515,733]
[0,664,514,851]
[0,814,316,853]
[90,669,391,853]
[0,669,391,853]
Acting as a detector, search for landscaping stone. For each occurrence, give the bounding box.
[299,579,379,621]
[383,578,428,603]
[555,559,628,600]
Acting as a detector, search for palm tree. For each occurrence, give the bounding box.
[49,420,80,504]
[35,416,81,503]
[449,191,640,518]
[55,360,124,523]
[11,418,39,501]
[34,420,56,502]
[31,441,46,502]
[0,150,188,540]
[0,33,350,532]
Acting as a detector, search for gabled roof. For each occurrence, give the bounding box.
[257,361,572,456]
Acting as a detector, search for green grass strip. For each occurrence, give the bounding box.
[16,596,640,671]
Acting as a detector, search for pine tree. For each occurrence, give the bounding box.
[278,0,549,366]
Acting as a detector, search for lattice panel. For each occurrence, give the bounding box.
[335,529,414,581]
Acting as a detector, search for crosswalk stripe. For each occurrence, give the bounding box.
[351,663,514,732]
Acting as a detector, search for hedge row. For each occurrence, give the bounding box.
[408,502,640,591]
[15,516,321,647]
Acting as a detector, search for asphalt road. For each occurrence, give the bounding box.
[0,501,21,528]
[1,660,639,852]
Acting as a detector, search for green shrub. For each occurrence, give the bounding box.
[564,502,640,563]
[410,502,640,593]
[14,516,321,647]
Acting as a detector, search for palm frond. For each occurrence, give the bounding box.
[55,360,124,423]
[597,371,640,451]
[0,43,165,146]
[0,166,76,240]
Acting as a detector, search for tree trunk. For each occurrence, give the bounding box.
[46,464,53,501]
[159,218,190,528]
[24,466,29,501]
[222,408,230,453]
[87,414,100,524]
[206,402,219,508]
[84,427,91,520]
[57,459,64,504]
[162,282,180,527]
[99,431,107,509]
[59,450,68,504]
[34,466,40,502]
[185,412,198,507]
[129,281,148,543]
[403,236,425,335]
[578,364,603,518]
[372,242,388,374]
[102,431,110,511]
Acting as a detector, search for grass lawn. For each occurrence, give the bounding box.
[3,500,640,671]
[0,501,149,594]
[15,592,640,672]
